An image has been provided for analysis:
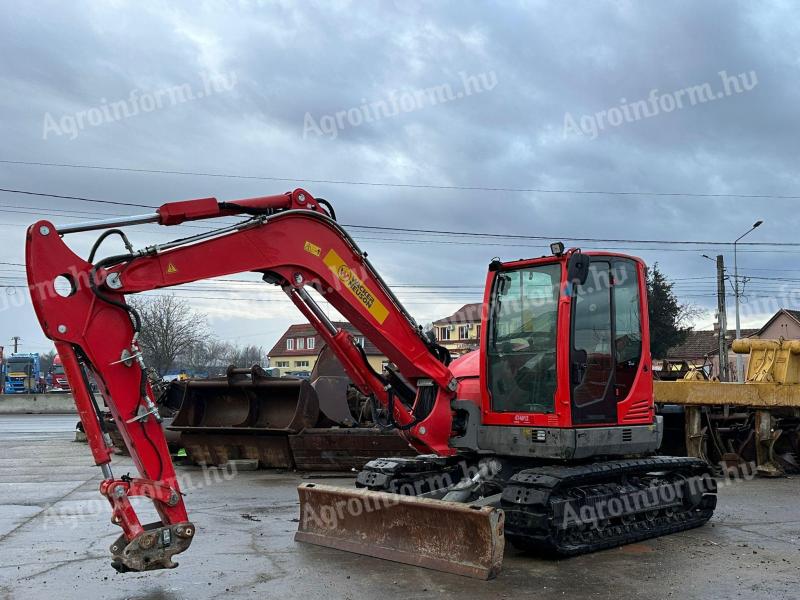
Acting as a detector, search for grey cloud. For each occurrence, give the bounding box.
[0,0,798,349]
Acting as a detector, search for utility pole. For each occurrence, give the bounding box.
[10,336,20,353]
[715,255,729,381]
[733,220,763,383]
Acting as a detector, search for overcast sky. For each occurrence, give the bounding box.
[1,1,798,356]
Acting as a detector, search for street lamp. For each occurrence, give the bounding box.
[733,220,763,382]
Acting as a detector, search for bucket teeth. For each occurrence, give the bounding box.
[295,483,505,580]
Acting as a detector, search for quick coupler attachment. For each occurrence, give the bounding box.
[110,521,196,572]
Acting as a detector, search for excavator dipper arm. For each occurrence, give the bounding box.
[25,188,464,573]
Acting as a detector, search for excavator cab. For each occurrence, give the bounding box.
[444,249,658,459]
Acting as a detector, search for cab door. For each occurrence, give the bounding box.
[570,260,617,425]
[570,258,644,425]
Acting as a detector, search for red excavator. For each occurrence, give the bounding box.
[25,189,716,579]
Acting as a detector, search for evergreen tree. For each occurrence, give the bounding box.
[647,264,694,358]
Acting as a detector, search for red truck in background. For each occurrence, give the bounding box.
[49,354,70,392]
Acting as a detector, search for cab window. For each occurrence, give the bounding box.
[488,263,561,413]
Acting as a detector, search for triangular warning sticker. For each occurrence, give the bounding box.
[166,263,178,274]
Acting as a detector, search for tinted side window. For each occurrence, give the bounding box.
[613,260,642,398]
[571,261,614,420]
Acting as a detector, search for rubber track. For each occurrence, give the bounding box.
[355,456,469,494]
[501,456,717,556]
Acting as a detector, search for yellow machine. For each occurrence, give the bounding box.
[654,339,800,476]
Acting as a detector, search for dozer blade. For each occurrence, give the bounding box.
[295,483,505,579]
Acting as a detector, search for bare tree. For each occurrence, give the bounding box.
[181,339,231,375]
[226,344,265,367]
[180,340,265,374]
[129,295,209,375]
[39,349,56,374]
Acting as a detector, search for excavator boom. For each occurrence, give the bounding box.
[25,188,499,575]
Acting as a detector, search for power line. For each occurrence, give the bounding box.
[0,186,794,248]
[344,224,792,247]
[0,271,790,292]
[0,201,127,217]
[2,159,800,199]
[351,237,800,254]
[0,285,473,306]
[736,267,800,273]
[0,216,789,253]
[1,215,794,253]
[3,267,797,310]
[0,187,152,208]
[0,260,792,289]
[2,273,448,287]
[1,272,795,297]
[0,214,790,254]
[0,277,486,297]
[0,193,223,231]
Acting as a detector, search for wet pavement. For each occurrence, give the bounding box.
[1,414,799,600]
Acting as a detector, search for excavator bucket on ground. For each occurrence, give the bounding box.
[169,365,319,467]
[295,483,505,579]
[167,348,414,469]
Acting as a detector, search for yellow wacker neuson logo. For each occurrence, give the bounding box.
[323,249,389,325]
